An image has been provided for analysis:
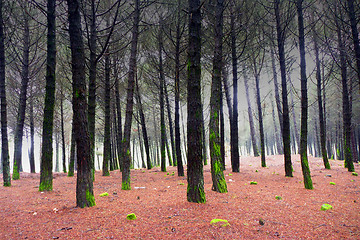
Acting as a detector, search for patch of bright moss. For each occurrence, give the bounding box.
[320,203,332,211]
[179,182,185,185]
[352,172,358,176]
[329,182,336,185]
[255,170,258,172]
[126,213,137,220]
[99,192,109,197]
[85,189,96,207]
[210,219,230,227]
[275,195,282,200]
[229,173,232,176]
[250,181,257,185]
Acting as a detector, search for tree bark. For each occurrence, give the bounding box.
[60,87,66,173]
[164,78,176,166]
[254,71,266,167]
[67,0,95,207]
[159,26,167,172]
[274,0,292,177]
[209,0,227,193]
[243,65,259,157]
[313,20,330,169]
[39,0,57,191]
[68,121,76,177]
[230,7,240,172]
[121,0,140,190]
[187,0,206,203]
[0,0,10,186]
[297,0,313,189]
[29,88,35,173]
[102,50,111,176]
[13,11,30,179]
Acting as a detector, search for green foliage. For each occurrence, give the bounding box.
[320,203,332,211]
[99,192,109,197]
[250,181,257,185]
[126,213,137,220]
[275,195,282,200]
[12,162,20,180]
[352,172,358,176]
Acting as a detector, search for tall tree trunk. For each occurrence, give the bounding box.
[39,0,57,191]
[55,131,59,172]
[87,0,97,180]
[271,97,282,155]
[136,78,151,169]
[67,0,95,207]
[297,0,313,189]
[336,11,355,172]
[174,0,184,176]
[209,0,227,193]
[121,0,140,190]
[68,122,76,177]
[289,76,300,154]
[103,50,111,176]
[114,59,123,171]
[254,71,266,167]
[275,0,292,177]
[29,88,35,173]
[201,99,207,165]
[137,110,146,168]
[164,78,176,166]
[223,67,232,170]
[158,25,167,172]
[313,22,330,169]
[346,0,360,89]
[270,43,283,143]
[243,65,259,157]
[13,11,30,179]
[60,87,67,173]
[219,83,225,169]
[0,0,10,186]
[230,6,240,172]
[187,0,206,203]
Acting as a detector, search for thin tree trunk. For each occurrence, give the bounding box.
[254,71,266,167]
[243,65,259,157]
[313,22,330,169]
[289,76,299,154]
[164,77,176,166]
[336,11,355,172]
[223,67,232,170]
[0,0,10,186]
[61,87,67,173]
[121,0,140,190]
[346,0,360,88]
[159,25,167,172]
[219,83,225,169]
[297,0,313,189]
[67,0,95,207]
[271,98,282,155]
[29,88,35,173]
[174,0,184,176]
[39,0,57,191]
[102,50,111,176]
[136,78,151,169]
[114,59,123,171]
[230,6,239,172]
[13,11,30,179]
[68,122,76,177]
[275,0,292,177]
[55,131,59,172]
[187,0,206,203]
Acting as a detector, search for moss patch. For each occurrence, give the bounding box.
[99,192,109,197]
[126,213,137,220]
[320,203,333,211]
[275,195,282,200]
[250,181,257,185]
[210,219,230,227]
[329,182,336,185]
[352,172,358,176]
[85,189,96,207]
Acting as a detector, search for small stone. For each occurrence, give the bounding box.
[326,174,332,177]
[259,218,265,225]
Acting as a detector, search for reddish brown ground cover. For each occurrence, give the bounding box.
[0,155,359,239]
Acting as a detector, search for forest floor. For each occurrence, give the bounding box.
[0,155,359,239]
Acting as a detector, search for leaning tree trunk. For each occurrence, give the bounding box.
[121,0,140,190]
[209,0,227,193]
[243,65,259,157]
[187,0,206,203]
[275,0,292,177]
[39,0,57,191]
[13,12,30,179]
[102,49,111,176]
[336,10,355,172]
[0,0,10,186]
[67,0,95,208]
[297,0,313,189]
[313,23,330,169]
